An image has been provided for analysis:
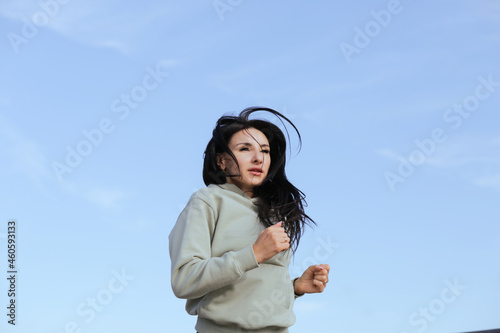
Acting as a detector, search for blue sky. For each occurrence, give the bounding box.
[1,0,499,332]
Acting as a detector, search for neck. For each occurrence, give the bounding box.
[225,179,255,198]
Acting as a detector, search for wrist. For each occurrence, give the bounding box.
[293,278,305,296]
[252,244,262,264]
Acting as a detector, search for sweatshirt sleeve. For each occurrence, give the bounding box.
[292,278,304,299]
[169,195,259,299]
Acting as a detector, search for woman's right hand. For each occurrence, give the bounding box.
[252,221,290,264]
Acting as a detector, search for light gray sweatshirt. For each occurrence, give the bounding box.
[169,183,298,332]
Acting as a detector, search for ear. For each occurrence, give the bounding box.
[216,154,225,170]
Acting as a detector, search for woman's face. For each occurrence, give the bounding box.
[218,127,271,197]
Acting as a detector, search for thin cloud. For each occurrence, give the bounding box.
[473,174,500,191]
[376,148,401,162]
[0,115,138,209]
[1,0,186,54]
[93,39,130,54]
[378,135,500,190]
[0,0,39,20]
[86,188,131,209]
[0,113,52,184]
[428,136,500,168]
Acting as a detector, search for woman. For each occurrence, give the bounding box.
[169,107,330,332]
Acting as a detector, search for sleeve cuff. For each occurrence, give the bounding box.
[293,278,304,298]
[233,245,260,274]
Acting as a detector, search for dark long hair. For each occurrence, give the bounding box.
[203,106,315,252]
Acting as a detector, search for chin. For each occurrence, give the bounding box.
[252,180,265,187]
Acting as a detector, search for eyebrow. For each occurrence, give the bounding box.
[235,142,270,148]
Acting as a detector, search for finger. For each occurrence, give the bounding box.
[313,271,328,282]
[321,264,330,272]
[274,230,288,240]
[312,264,324,272]
[313,279,326,291]
[314,279,328,288]
[280,242,290,252]
[271,229,288,239]
[314,268,328,276]
[270,224,287,233]
[313,272,329,284]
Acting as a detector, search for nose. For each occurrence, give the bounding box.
[252,150,264,164]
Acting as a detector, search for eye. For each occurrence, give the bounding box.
[261,149,270,154]
[239,147,249,151]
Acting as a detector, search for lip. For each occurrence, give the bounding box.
[248,168,263,176]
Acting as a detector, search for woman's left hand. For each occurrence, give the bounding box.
[294,264,330,295]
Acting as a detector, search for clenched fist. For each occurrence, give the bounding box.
[294,264,330,295]
[252,221,290,263]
